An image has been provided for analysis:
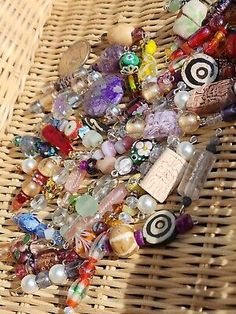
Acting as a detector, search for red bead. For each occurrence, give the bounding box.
[181,42,193,55]
[170,48,185,61]
[209,15,226,32]
[15,264,29,279]
[187,26,212,48]
[131,27,145,44]
[127,102,142,116]
[225,32,236,59]
[11,191,30,211]
[58,249,79,263]
[42,124,73,156]
[79,260,96,278]
[122,136,135,150]
[32,170,48,186]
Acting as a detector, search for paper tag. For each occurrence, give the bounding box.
[139,148,187,203]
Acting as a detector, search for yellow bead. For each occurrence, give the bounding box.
[145,40,157,55]
[109,224,139,258]
[178,111,201,134]
[126,173,145,196]
[125,117,145,139]
[122,205,138,217]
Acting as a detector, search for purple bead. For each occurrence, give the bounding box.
[175,214,193,234]
[95,45,124,73]
[134,229,146,247]
[83,75,124,117]
[79,160,88,170]
[221,103,236,122]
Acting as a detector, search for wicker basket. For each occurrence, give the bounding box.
[1,0,236,313]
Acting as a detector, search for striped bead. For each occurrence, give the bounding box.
[109,225,138,258]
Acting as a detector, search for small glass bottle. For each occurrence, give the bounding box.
[178,136,220,200]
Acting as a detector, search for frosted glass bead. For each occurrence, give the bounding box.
[82,130,103,149]
[101,141,116,157]
[49,264,67,285]
[75,195,98,217]
[21,274,39,294]
[96,157,116,174]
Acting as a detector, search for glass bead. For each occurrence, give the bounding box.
[86,158,98,175]
[52,92,73,120]
[120,51,140,68]
[134,230,146,247]
[64,168,86,194]
[52,207,69,227]
[82,130,103,149]
[35,140,58,157]
[65,260,83,279]
[167,0,183,12]
[53,167,70,185]
[89,231,110,260]
[30,194,47,212]
[75,195,98,217]
[19,136,39,158]
[125,196,138,209]
[175,213,194,234]
[11,191,30,211]
[114,156,133,175]
[35,271,52,288]
[92,221,108,235]
[101,140,116,157]
[119,212,132,224]
[37,158,59,177]
[125,117,145,140]
[131,27,145,43]
[22,178,41,197]
[178,112,201,134]
[32,170,48,186]
[96,156,116,174]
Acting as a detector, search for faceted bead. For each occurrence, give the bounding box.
[30,194,47,212]
[53,167,70,185]
[52,207,69,227]
[12,191,30,211]
[95,45,124,73]
[175,213,194,234]
[131,27,145,44]
[52,92,73,120]
[86,158,98,176]
[92,221,108,235]
[35,140,58,157]
[64,260,83,279]
[83,75,124,117]
[109,225,138,258]
[75,195,98,217]
[42,125,73,156]
[32,170,48,186]
[225,32,236,59]
[35,271,52,288]
[221,103,236,122]
[19,136,39,158]
[22,178,42,197]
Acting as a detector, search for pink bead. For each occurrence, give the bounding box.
[65,168,86,193]
[114,140,126,154]
[98,183,128,216]
[96,156,116,174]
[101,141,116,157]
[92,149,104,160]
[122,136,135,150]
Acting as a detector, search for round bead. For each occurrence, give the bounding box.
[92,221,107,235]
[75,195,98,217]
[176,141,195,161]
[107,23,135,46]
[49,264,67,285]
[137,194,158,214]
[21,274,39,294]
[114,156,133,175]
[109,224,139,258]
[125,117,145,139]
[96,156,116,174]
[101,140,116,157]
[22,178,41,197]
[82,130,103,149]
[21,158,38,175]
[64,120,82,139]
[174,91,190,110]
[37,158,59,177]
[92,149,104,160]
[120,52,140,68]
[143,210,176,245]
[30,194,48,212]
[35,271,52,289]
[178,112,201,134]
[142,81,160,103]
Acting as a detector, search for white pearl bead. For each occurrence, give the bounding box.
[21,158,37,174]
[137,194,157,214]
[21,274,39,294]
[174,91,189,110]
[49,264,67,285]
[176,141,194,161]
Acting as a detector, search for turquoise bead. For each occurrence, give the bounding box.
[120,52,140,68]
[75,195,98,217]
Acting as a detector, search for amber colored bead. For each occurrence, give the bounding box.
[22,178,42,197]
[37,158,59,177]
[11,191,30,211]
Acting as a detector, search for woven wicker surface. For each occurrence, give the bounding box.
[0,0,53,135]
[1,0,236,313]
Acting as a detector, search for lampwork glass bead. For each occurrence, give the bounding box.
[22,178,41,197]
[120,52,140,68]
[178,112,201,134]
[129,140,153,164]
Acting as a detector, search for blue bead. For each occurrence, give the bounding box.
[52,230,65,246]
[13,213,41,233]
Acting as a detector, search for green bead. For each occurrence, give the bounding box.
[75,194,98,217]
[13,136,22,147]
[167,0,182,12]
[120,52,140,67]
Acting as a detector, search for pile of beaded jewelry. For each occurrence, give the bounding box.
[3,0,236,312]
